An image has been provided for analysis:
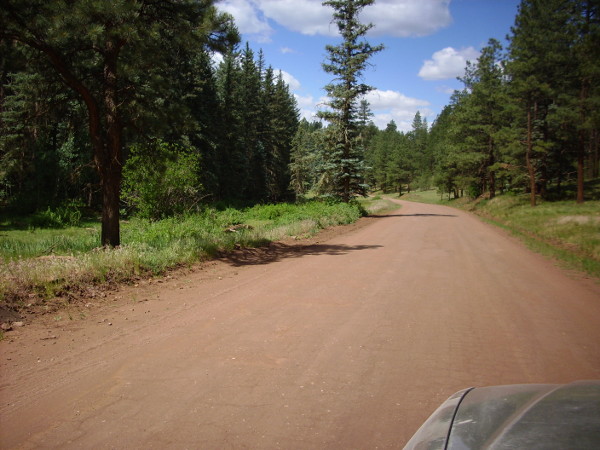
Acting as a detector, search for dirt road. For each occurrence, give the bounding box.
[2,200,599,449]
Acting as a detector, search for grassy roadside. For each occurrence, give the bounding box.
[400,190,600,278]
[0,198,398,314]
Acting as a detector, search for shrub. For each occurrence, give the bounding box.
[32,200,85,228]
[122,141,202,220]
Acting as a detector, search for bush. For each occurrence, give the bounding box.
[32,200,85,228]
[122,141,202,220]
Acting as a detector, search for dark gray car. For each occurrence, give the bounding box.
[403,380,600,449]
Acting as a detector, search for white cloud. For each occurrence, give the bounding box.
[299,108,320,122]
[218,0,451,39]
[294,94,315,109]
[217,0,273,41]
[365,89,432,131]
[257,0,333,35]
[277,70,301,91]
[280,46,296,54]
[290,88,431,131]
[418,46,480,80]
[435,84,456,94]
[365,89,429,110]
[362,0,452,37]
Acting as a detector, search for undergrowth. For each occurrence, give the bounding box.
[0,199,387,311]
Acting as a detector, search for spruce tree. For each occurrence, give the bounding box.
[317,0,383,201]
[216,48,246,200]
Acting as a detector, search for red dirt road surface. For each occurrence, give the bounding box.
[1,200,600,449]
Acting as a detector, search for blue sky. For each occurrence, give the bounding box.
[216,0,521,131]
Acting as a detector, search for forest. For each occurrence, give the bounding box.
[1,0,599,241]
[292,0,599,207]
[1,1,299,246]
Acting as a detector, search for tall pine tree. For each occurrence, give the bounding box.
[317,0,383,201]
[0,0,238,245]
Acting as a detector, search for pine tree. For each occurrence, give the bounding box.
[0,0,238,245]
[452,39,508,198]
[263,71,298,201]
[408,111,430,189]
[239,43,265,200]
[215,48,247,200]
[506,0,573,205]
[317,0,383,201]
[569,0,600,202]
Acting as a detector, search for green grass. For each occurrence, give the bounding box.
[1,199,393,310]
[400,189,600,278]
[359,195,401,215]
[398,190,449,205]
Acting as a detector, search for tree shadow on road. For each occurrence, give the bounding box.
[370,213,457,218]
[217,242,383,267]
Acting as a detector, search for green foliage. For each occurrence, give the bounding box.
[316,0,384,202]
[289,120,323,198]
[32,200,85,228]
[0,200,367,306]
[1,0,240,246]
[377,1,600,206]
[122,141,202,220]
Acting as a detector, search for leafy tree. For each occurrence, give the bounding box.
[317,0,383,201]
[215,45,298,202]
[122,141,202,220]
[1,0,238,245]
[182,48,223,198]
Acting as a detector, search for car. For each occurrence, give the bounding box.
[403,380,600,449]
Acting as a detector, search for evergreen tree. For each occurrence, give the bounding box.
[264,71,299,201]
[290,120,323,198]
[215,48,246,200]
[566,0,600,202]
[506,0,573,205]
[184,48,223,198]
[0,0,238,245]
[453,39,508,198]
[317,0,383,201]
[239,43,265,200]
[408,111,430,189]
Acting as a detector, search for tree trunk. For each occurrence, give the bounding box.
[488,135,496,199]
[577,129,585,204]
[576,80,589,204]
[591,129,599,179]
[30,41,123,246]
[99,41,123,246]
[342,105,351,203]
[526,104,537,207]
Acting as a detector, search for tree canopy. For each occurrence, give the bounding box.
[1,1,298,245]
